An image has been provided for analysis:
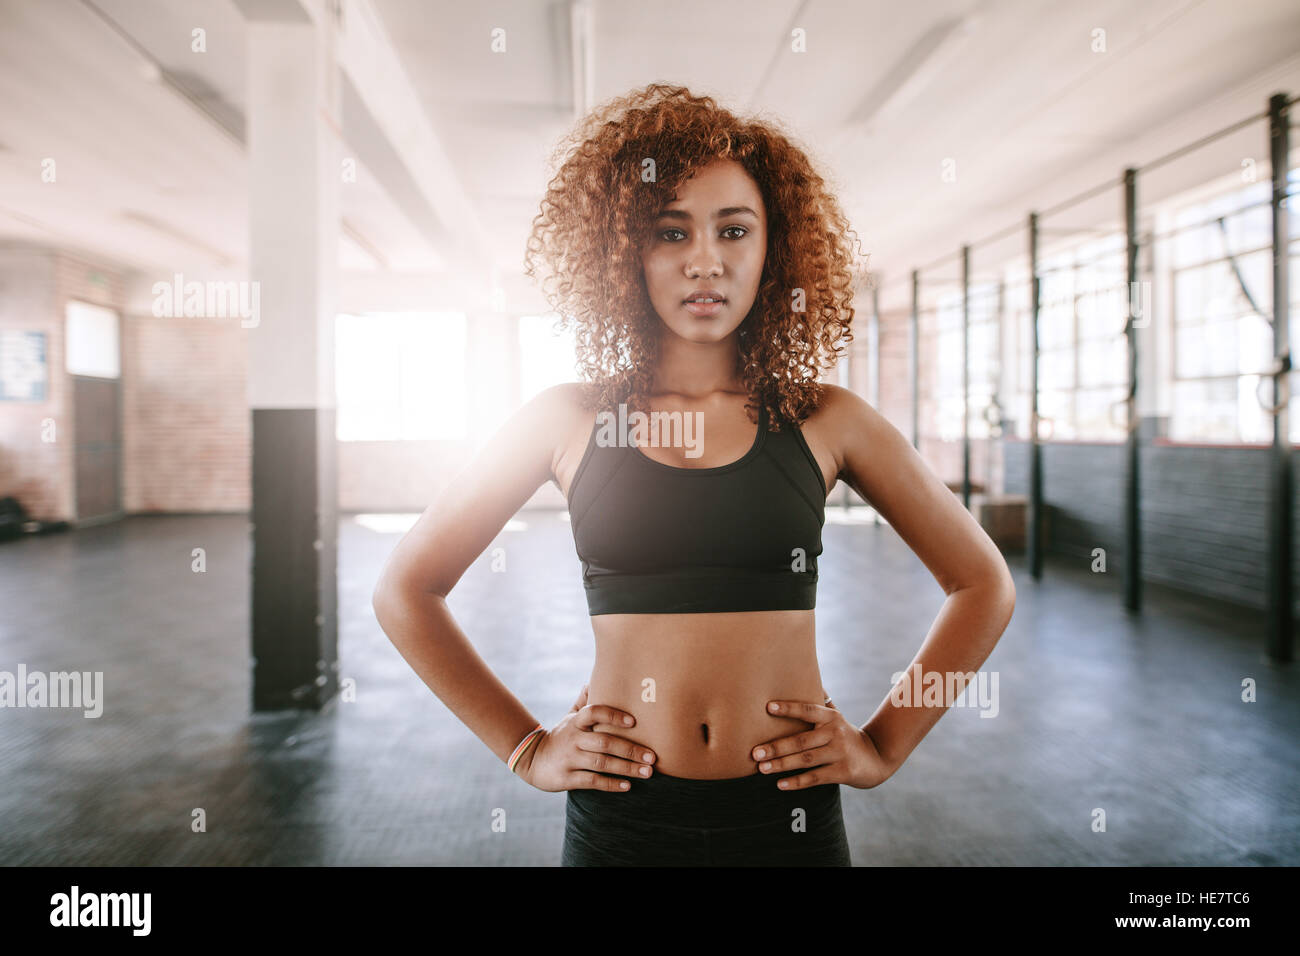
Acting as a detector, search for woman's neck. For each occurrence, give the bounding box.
[650,330,744,399]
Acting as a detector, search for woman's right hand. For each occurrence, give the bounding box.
[516,683,657,792]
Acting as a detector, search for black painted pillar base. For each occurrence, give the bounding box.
[250,407,339,711]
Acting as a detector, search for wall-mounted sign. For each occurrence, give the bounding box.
[0,330,48,401]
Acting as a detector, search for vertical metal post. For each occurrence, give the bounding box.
[1028,213,1043,578]
[1267,92,1293,662]
[1123,168,1141,612]
[911,269,920,450]
[962,245,971,509]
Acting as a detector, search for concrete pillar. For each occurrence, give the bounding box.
[244,3,340,710]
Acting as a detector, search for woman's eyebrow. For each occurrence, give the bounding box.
[656,206,760,221]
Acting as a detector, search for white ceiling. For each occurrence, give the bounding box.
[0,0,1298,315]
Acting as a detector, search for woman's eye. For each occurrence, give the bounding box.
[660,226,747,241]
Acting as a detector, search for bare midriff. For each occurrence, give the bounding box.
[585,608,826,779]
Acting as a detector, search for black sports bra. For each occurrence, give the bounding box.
[565,401,827,615]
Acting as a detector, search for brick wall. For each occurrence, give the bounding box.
[120,294,559,514]
[1003,433,1300,613]
[0,247,63,519]
[0,244,255,519]
[122,307,249,512]
[0,246,132,521]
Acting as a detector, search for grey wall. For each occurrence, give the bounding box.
[1002,424,1298,614]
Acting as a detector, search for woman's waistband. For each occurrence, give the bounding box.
[566,767,840,829]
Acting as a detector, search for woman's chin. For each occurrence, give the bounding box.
[658,319,745,345]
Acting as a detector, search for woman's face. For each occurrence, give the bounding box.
[639,158,767,346]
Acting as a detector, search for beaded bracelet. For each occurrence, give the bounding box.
[508,723,546,774]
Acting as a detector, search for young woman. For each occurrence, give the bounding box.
[372,84,1015,867]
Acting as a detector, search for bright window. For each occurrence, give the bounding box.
[518,314,578,404]
[916,304,942,443]
[934,295,963,442]
[1168,172,1300,443]
[917,280,1001,444]
[335,311,466,440]
[967,280,1000,439]
[65,300,120,379]
[1004,230,1130,441]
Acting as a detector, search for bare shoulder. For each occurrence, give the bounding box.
[522,380,589,435]
[531,381,599,479]
[803,381,919,500]
[805,382,879,432]
[797,383,886,491]
[806,384,1014,599]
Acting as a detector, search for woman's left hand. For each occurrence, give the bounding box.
[752,698,893,790]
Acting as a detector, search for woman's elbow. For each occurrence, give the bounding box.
[993,563,1016,625]
[372,571,451,625]
[371,577,399,631]
[371,573,421,626]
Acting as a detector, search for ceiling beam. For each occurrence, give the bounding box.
[332,0,495,278]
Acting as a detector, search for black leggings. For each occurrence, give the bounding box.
[561,766,851,867]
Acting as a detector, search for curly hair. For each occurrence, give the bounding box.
[523,83,866,428]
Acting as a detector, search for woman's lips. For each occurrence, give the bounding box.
[683,298,725,316]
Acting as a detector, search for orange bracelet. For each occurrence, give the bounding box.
[508,723,545,774]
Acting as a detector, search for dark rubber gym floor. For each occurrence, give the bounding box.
[1,511,1296,865]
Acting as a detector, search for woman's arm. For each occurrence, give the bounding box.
[370,383,584,770]
[819,384,1016,779]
